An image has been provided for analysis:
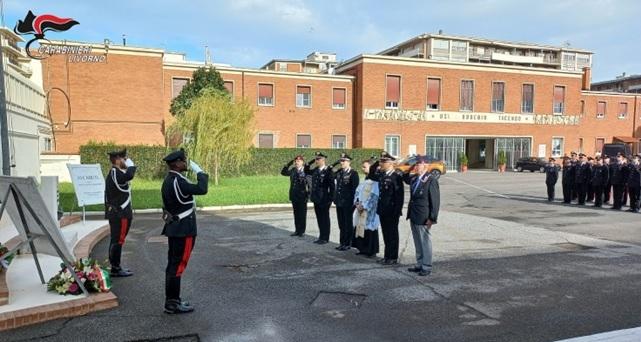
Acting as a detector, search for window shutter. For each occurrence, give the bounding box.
[259,84,273,97]
[297,86,311,94]
[427,78,440,105]
[386,76,400,102]
[553,86,565,103]
[598,101,606,114]
[224,81,233,95]
[333,88,346,105]
[172,78,189,99]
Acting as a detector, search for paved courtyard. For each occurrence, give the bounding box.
[3,171,641,341]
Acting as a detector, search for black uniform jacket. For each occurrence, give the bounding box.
[610,163,628,185]
[591,165,609,186]
[545,165,560,185]
[333,168,360,208]
[562,164,575,185]
[403,172,440,225]
[161,171,209,237]
[305,165,335,205]
[281,165,310,203]
[574,162,591,184]
[627,164,641,188]
[370,168,405,217]
[104,165,137,219]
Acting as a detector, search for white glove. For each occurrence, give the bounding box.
[189,160,203,174]
[124,158,135,168]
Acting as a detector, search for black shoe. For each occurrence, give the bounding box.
[383,259,398,265]
[335,245,343,250]
[417,270,431,277]
[339,246,350,251]
[110,268,133,277]
[376,258,387,264]
[313,239,322,244]
[164,299,194,314]
[315,240,328,245]
[355,251,365,255]
[290,232,299,236]
[407,266,421,273]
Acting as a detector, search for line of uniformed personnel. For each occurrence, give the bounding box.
[282,151,440,276]
[545,151,641,211]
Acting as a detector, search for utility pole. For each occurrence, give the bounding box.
[0,30,11,175]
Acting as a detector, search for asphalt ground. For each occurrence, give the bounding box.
[2,171,641,342]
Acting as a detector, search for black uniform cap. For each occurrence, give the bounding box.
[416,155,428,164]
[339,152,352,161]
[549,157,556,162]
[107,148,127,158]
[570,151,577,156]
[163,149,186,164]
[578,153,586,157]
[380,151,396,162]
[314,151,328,159]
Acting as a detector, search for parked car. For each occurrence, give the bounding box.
[602,143,632,158]
[515,157,547,172]
[397,155,447,175]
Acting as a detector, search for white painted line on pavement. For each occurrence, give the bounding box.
[446,177,511,199]
[555,327,641,342]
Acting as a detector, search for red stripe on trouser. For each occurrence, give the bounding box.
[119,218,128,245]
[176,237,194,277]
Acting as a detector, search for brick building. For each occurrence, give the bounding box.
[40,33,641,171]
[591,73,641,94]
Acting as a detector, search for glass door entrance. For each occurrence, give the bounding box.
[426,136,532,171]
[425,137,465,171]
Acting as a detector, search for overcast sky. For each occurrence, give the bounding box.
[4,0,640,82]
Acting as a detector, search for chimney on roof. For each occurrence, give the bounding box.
[122,34,126,46]
[582,67,591,91]
[438,29,443,35]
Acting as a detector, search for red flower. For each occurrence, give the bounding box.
[68,282,79,294]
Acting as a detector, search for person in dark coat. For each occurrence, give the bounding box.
[368,151,404,265]
[332,152,360,251]
[574,153,590,205]
[104,148,136,277]
[586,157,595,202]
[562,157,574,204]
[161,149,209,314]
[403,156,440,277]
[603,155,612,204]
[610,153,627,210]
[591,157,609,208]
[305,151,335,244]
[627,155,641,212]
[544,157,560,202]
[570,152,579,200]
[281,155,310,237]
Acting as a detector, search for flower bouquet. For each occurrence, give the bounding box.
[0,242,12,272]
[47,258,112,295]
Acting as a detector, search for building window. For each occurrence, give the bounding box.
[432,39,450,60]
[43,137,52,152]
[491,82,505,113]
[296,134,311,148]
[460,80,474,111]
[450,41,468,62]
[258,84,274,106]
[385,135,400,157]
[172,78,189,99]
[580,100,585,116]
[552,137,564,157]
[385,75,401,109]
[332,88,346,109]
[258,134,274,148]
[223,81,234,96]
[578,138,584,154]
[553,86,565,114]
[296,86,311,107]
[597,101,606,118]
[596,138,605,153]
[278,63,287,72]
[426,78,441,110]
[619,102,628,119]
[522,84,534,113]
[332,135,346,149]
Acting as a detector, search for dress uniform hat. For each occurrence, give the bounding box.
[380,151,396,162]
[163,149,186,164]
[107,148,127,158]
[314,151,328,159]
[570,151,577,156]
[339,152,352,161]
[549,157,556,162]
[578,153,586,158]
[416,155,428,164]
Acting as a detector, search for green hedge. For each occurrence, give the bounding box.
[80,143,382,179]
[79,142,170,179]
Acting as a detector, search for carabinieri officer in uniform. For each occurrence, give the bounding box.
[305,151,335,245]
[161,149,208,314]
[281,155,310,237]
[104,148,136,277]
[332,152,359,251]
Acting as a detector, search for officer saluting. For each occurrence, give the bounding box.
[591,156,609,208]
[305,152,335,244]
[281,155,309,237]
[575,153,590,205]
[544,157,559,202]
[369,151,404,265]
[104,149,136,277]
[332,152,359,251]
[161,149,209,314]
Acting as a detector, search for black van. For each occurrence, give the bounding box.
[602,143,632,158]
